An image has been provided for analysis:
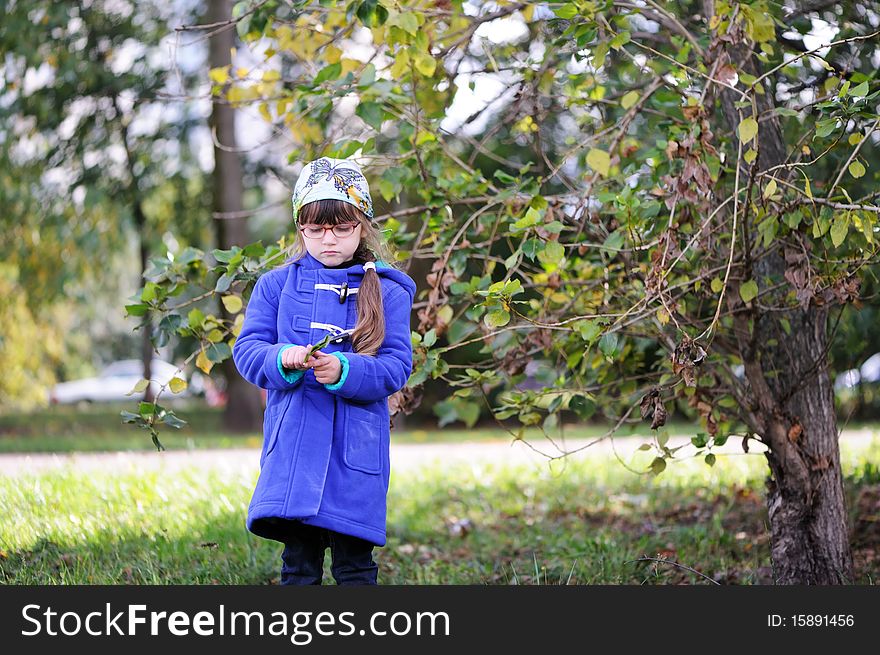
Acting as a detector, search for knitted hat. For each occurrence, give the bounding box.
[291,157,374,222]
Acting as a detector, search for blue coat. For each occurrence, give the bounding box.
[232,251,417,546]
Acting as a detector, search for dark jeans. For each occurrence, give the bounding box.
[280,520,378,585]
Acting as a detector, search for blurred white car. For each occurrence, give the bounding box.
[49,359,204,404]
[834,352,880,391]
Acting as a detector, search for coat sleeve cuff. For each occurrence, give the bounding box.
[276,344,305,385]
[323,351,350,391]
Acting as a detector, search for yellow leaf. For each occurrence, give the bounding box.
[738,117,758,144]
[340,58,361,77]
[804,177,812,199]
[621,90,640,110]
[586,148,611,176]
[196,349,213,375]
[232,314,245,337]
[276,26,295,51]
[744,148,758,164]
[437,305,454,325]
[325,45,342,64]
[258,103,272,122]
[126,378,150,396]
[390,49,410,78]
[413,51,436,77]
[209,66,229,85]
[415,130,436,145]
[222,294,243,314]
[169,377,187,394]
[763,179,777,199]
[848,133,862,146]
[849,160,866,178]
[657,308,670,325]
[522,5,535,21]
[235,67,249,79]
[262,70,280,83]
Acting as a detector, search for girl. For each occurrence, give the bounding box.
[232,157,416,585]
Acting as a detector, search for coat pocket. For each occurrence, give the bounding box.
[261,395,290,468]
[343,404,382,475]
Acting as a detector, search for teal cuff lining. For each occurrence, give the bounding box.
[277,344,304,384]
[324,352,350,391]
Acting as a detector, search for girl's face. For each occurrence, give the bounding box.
[299,220,362,266]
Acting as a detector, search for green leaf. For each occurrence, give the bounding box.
[206,342,232,363]
[592,42,608,68]
[314,62,342,84]
[815,118,837,138]
[356,101,385,130]
[188,308,206,330]
[575,319,602,343]
[125,303,149,317]
[120,410,142,425]
[739,280,759,303]
[610,31,631,50]
[484,309,511,328]
[554,4,578,19]
[538,240,565,265]
[649,457,667,475]
[568,395,596,420]
[160,412,188,429]
[598,332,619,359]
[830,212,850,247]
[141,282,159,302]
[848,81,869,98]
[737,117,758,144]
[393,12,419,35]
[710,277,723,293]
[586,148,611,176]
[704,453,716,467]
[214,273,233,293]
[422,328,437,348]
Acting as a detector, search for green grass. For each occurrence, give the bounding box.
[2,436,878,584]
[0,403,713,453]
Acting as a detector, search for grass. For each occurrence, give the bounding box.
[0,402,714,453]
[1,435,878,584]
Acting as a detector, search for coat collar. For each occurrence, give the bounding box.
[287,251,417,303]
[292,251,388,273]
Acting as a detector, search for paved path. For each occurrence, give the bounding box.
[0,428,877,478]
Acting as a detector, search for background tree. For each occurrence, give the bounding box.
[132,0,880,584]
[0,0,210,410]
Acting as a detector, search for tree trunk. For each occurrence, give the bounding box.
[134,202,155,404]
[207,0,262,432]
[709,3,854,583]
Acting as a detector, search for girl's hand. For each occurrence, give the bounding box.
[310,351,342,385]
[280,345,312,371]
